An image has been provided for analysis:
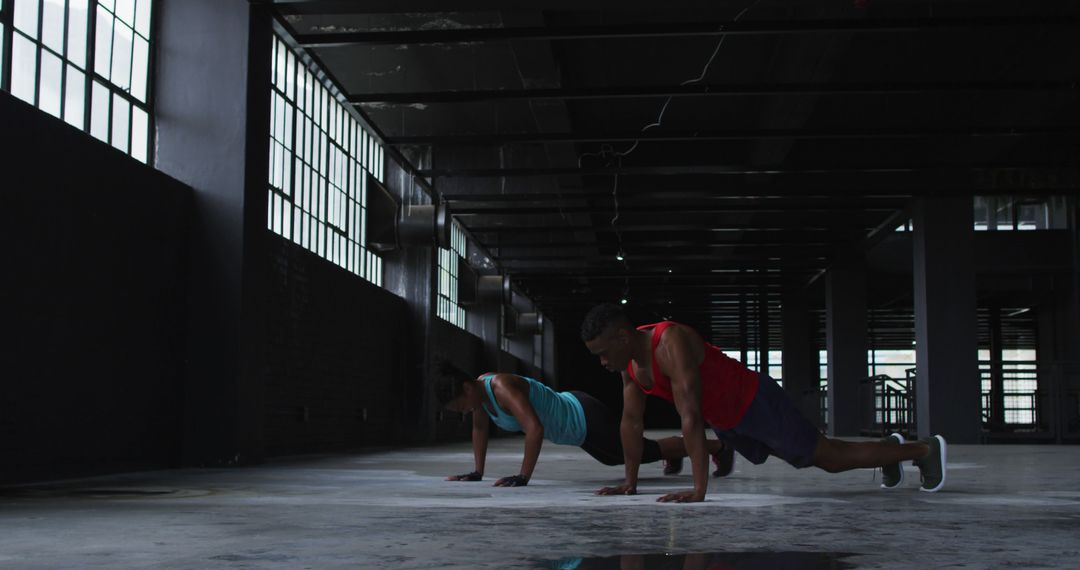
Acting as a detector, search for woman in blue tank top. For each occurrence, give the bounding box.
[434,360,733,487]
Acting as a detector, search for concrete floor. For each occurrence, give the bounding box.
[2,431,1080,569]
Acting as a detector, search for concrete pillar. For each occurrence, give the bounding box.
[1071,196,1080,361]
[912,196,981,443]
[758,283,770,377]
[739,294,749,365]
[825,253,868,436]
[988,304,1005,428]
[155,0,272,465]
[782,284,821,428]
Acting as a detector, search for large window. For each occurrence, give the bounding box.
[741,350,782,383]
[818,347,1040,428]
[437,221,466,328]
[868,349,916,429]
[869,349,916,380]
[818,349,829,426]
[980,348,1038,425]
[896,196,1069,232]
[2,0,153,163]
[268,34,383,286]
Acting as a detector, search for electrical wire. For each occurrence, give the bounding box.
[575,1,760,303]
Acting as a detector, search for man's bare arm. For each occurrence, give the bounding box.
[657,326,708,503]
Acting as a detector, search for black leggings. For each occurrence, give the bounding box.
[569,391,663,466]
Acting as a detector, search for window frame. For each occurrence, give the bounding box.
[267,32,385,287]
[0,0,156,164]
[437,220,467,329]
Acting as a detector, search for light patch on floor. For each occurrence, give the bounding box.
[1,431,1079,569]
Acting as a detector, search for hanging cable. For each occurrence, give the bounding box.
[574,0,760,303]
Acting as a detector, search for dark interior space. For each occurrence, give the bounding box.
[2,1,1080,567]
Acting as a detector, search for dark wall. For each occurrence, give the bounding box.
[2,92,192,484]
[262,238,409,454]
[155,0,271,468]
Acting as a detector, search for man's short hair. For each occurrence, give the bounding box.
[581,303,633,341]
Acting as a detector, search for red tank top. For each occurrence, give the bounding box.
[626,321,759,429]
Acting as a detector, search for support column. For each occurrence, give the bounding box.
[988,304,1005,428]
[782,283,820,428]
[1071,196,1080,361]
[758,281,771,377]
[912,196,981,443]
[825,253,868,436]
[156,0,273,465]
[739,294,749,365]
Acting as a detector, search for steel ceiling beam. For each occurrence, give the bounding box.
[502,258,827,270]
[443,190,921,200]
[493,243,836,257]
[504,270,810,279]
[290,17,1079,46]
[451,205,901,215]
[417,164,1069,178]
[475,236,856,247]
[388,126,1080,146]
[448,195,905,207]
[467,224,878,233]
[353,81,1080,104]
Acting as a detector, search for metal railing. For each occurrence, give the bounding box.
[861,371,917,438]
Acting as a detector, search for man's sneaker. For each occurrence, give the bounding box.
[912,435,947,492]
[711,446,735,478]
[879,433,906,489]
[662,457,684,475]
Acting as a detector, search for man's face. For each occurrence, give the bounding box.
[584,327,632,372]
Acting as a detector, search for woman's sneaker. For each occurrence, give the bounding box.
[662,457,684,475]
[880,433,906,489]
[913,435,947,492]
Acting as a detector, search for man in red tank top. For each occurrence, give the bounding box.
[581,303,947,503]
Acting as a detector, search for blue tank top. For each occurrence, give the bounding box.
[481,374,587,446]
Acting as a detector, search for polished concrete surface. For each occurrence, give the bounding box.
[2,431,1079,569]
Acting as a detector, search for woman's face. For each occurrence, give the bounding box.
[445,382,481,414]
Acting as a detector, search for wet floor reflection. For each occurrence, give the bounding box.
[537,551,856,570]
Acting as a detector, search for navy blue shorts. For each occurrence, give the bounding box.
[711,374,821,469]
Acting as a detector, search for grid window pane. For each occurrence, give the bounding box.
[115,0,135,25]
[130,104,147,163]
[130,34,147,101]
[11,33,38,104]
[42,0,66,54]
[111,92,130,152]
[38,48,63,118]
[90,79,110,142]
[67,0,89,67]
[5,1,153,163]
[268,35,383,286]
[94,5,113,80]
[14,0,40,39]
[134,0,151,37]
[110,21,133,91]
[0,24,5,83]
[62,65,84,127]
[437,222,468,329]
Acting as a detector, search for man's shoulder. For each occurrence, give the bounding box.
[656,322,697,344]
